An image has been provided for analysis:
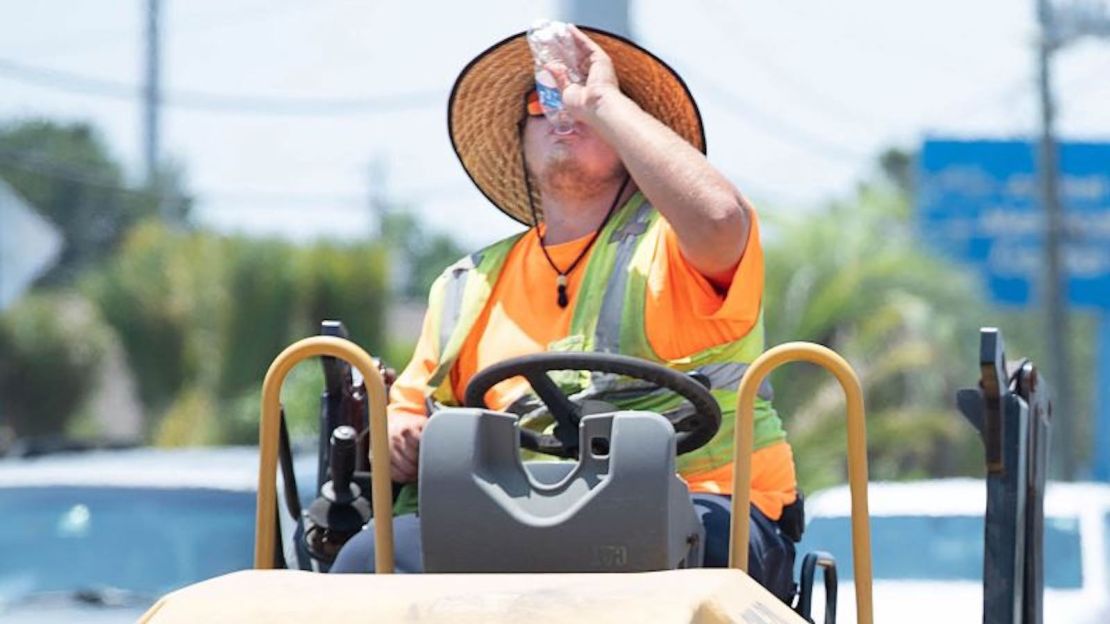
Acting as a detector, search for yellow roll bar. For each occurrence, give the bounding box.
[729,342,873,624]
[254,336,393,573]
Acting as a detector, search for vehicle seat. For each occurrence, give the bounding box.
[418,408,704,572]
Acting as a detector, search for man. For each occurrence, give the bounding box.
[333,25,797,601]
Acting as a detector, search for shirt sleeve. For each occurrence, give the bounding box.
[644,209,765,360]
[386,304,440,419]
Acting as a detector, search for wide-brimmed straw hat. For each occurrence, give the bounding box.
[448,26,705,225]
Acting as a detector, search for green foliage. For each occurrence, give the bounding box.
[0,119,405,447]
[382,210,464,299]
[380,338,418,376]
[763,185,991,492]
[83,222,390,446]
[154,387,220,447]
[218,239,299,398]
[221,362,326,445]
[294,242,389,352]
[84,222,226,411]
[0,120,190,285]
[0,293,110,439]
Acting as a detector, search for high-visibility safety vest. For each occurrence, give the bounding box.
[421,193,785,481]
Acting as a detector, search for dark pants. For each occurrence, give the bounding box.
[332,512,425,575]
[331,493,797,603]
[692,493,796,603]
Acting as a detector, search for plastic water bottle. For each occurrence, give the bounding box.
[525,20,583,135]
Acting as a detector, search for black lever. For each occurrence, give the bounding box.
[329,425,357,502]
[795,550,837,624]
[304,426,371,566]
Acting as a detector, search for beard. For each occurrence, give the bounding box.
[533,150,626,201]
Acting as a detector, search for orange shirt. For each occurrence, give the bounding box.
[389,204,796,519]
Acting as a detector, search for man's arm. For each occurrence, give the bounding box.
[559,25,752,287]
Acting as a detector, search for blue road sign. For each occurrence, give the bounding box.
[917,139,1110,309]
[918,138,1110,483]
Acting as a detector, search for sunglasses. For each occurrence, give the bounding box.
[525,89,544,118]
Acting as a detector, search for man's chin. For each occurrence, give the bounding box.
[544,158,615,186]
[539,159,580,186]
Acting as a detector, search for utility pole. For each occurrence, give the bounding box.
[368,155,408,295]
[560,0,631,38]
[368,155,388,239]
[1035,0,1110,480]
[143,0,161,191]
[1036,0,1076,480]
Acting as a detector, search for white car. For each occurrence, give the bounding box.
[796,479,1110,623]
[0,446,316,623]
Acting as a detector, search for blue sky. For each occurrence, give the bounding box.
[1,0,1107,247]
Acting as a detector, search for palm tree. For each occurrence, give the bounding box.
[762,185,990,492]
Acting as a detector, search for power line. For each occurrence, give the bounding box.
[0,147,471,210]
[144,0,161,187]
[672,60,870,163]
[0,147,159,199]
[0,149,364,209]
[198,181,474,209]
[939,57,1110,127]
[696,0,893,129]
[0,57,444,117]
[697,0,1107,141]
[196,189,365,206]
[15,0,298,60]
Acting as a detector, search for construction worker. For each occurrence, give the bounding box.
[333,24,798,602]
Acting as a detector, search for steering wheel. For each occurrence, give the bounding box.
[463,352,722,459]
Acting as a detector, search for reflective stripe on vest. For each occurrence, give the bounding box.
[594,200,654,353]
[438,253,479,359]
[425,234,522,401]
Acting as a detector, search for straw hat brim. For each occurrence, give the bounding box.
[448,26,705,225]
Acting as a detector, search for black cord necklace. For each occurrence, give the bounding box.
[522,169,631,308]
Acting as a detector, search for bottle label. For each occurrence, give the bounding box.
[534,69,562,113]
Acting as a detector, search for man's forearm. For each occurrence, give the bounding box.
[586,90,751,283]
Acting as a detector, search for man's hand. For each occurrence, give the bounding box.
[373,356,397,394]
[388,411,425,483]
[551,25,622,121]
